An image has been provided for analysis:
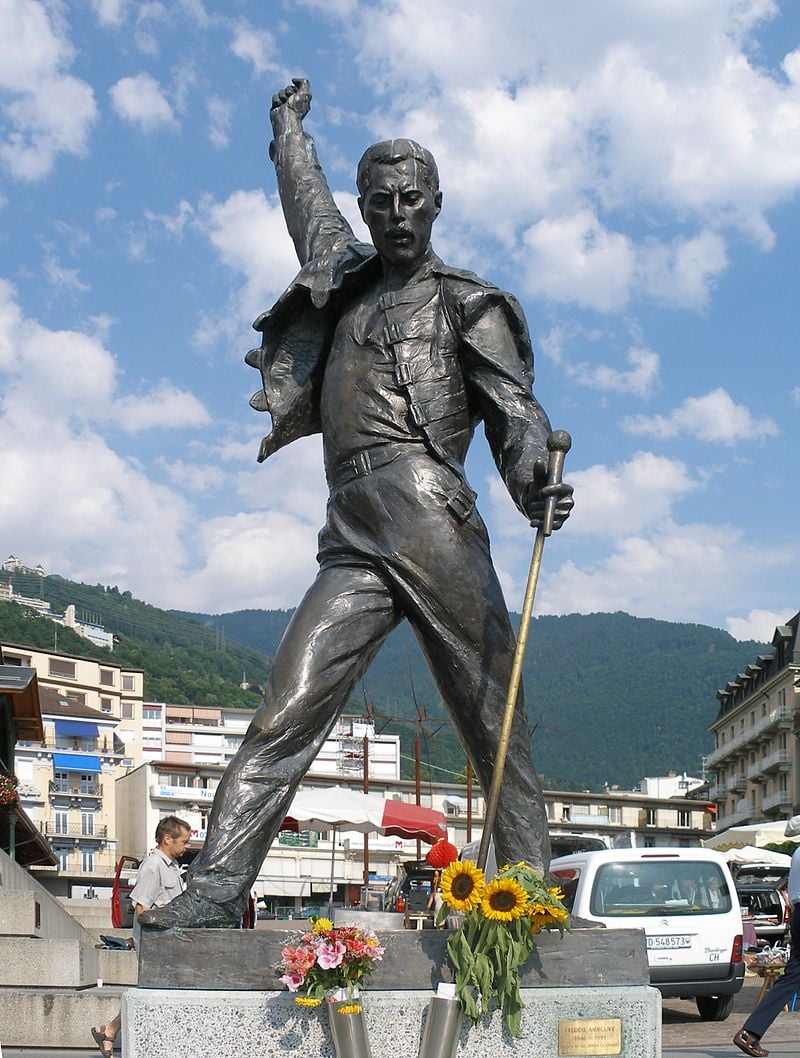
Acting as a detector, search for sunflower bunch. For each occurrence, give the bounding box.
[437,859,569,1038]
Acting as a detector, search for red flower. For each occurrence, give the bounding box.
[426,839,458,868]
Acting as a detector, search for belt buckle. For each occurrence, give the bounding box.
[349,451,372,478]
[447,483,476,521]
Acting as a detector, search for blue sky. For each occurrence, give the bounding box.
[1,0,799,641]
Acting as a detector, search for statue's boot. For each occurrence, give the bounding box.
[138,888,242,930]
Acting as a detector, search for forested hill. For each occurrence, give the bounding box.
[179,606,765,790]
[0,571,270,709]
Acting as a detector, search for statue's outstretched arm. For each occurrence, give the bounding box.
[269,79,356,266]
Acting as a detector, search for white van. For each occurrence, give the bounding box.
[549,847,745,1021]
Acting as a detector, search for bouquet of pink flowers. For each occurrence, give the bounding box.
[277,916,384,1006]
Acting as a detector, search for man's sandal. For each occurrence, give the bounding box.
[91,1027,115,1056]
[733,1029,768,1057]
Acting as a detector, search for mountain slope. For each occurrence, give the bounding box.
[180,606,764,789]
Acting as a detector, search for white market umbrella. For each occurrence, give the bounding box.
[704,820,799,851]
[282,786,447,912]
[722,845,792,867]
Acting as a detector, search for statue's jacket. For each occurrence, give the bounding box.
[246,129,553,523]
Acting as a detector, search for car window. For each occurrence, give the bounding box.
[589,861,732,917]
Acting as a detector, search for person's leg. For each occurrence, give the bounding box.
[393,506,549,872]
[737,903,800,1048]
[91,1011,120,1055]
[140,565,400,928]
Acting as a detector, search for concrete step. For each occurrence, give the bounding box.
[0,986,125,1049]
[58,898,115,931]
[0,937,98,987]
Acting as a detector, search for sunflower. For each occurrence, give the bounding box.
[440,859,486,912]
[481,877,528,922]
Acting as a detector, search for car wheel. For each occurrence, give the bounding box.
[696,994,734,1021]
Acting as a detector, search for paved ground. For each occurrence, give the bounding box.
[662,975,800,1055]
[4,977,799,1056]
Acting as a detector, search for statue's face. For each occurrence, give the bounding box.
[359,159,442,268]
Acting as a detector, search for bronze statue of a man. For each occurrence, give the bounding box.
[141,80,573,930]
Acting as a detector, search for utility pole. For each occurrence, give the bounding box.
[466,761,473,843]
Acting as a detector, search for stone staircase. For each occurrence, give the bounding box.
[0,850,137,1049]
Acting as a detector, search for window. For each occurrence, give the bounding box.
[99,668,115,687]
[79,774,97,794]
[167,772,192,787]
[677,810,691,828]
[81,812,95,836]
[100,697,113,713]
[143,707,162,721]
[55,848,70,871]
[645,808,657,827]
[121,701,135,719]
[49,658,76,679]
[81,849,95,873]
[121,674,135,692]
[54,810,69,834]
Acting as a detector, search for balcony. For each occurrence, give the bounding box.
[716,804,753,829]
[708,706,794,765]
[726,774,747,793]
[762,790,792,813]
[49,780,102,798]
[18,736,119,755]
[41,821,108,839]
[746,761,764,780]
[760,749,791,773]
[33,852,119,876]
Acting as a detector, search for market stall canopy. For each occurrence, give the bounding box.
[722,845,792,867]
[704,821,800,851]
[283,786,447,844]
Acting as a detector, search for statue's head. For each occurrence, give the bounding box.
[356,139,442,268]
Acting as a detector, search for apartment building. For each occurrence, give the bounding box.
[708,612,800,832]
[3,642,144,894]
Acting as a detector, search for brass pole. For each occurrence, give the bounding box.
[476,431,571,872]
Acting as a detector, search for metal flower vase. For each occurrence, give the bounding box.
[326,993,372,1058]
[417,989,462,1058]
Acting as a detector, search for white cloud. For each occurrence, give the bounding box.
[639,231,729,309]
[194,189,298,343]
[175,509,322,613]
[89,0,126,26]
[207,96,233,149]
[229,20,281,77]
[115,382,211,433]
[726,608,793,643]
[623,387,779,444]
[521,210,635,312]
[42,253,90,295]
[534,521,793,625]
[109,73,178,131]
[339,0,800,309]
[134,2,168,55]
[0,0,97,180]
[569,346,660,398]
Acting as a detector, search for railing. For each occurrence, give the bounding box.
[40,822,109,838]
[49,781,102,797]
[762,790,792,812]
[19,736,118,754]
[33,852,119,875]
[707,706,793,766]
[760,749,790,772]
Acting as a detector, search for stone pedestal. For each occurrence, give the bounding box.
[125,926,660,1057]
[123,986,661,1057]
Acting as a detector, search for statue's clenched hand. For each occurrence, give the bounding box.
[270,78,311,137]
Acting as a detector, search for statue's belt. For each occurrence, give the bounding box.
[328,442,477,522]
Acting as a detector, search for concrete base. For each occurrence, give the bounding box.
[124,986,661,1057]
[0,986,124,1049]
[0,936,98,987]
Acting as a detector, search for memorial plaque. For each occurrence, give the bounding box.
[558,1017,622,1056]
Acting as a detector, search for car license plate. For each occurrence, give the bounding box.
[647,935,691,949]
